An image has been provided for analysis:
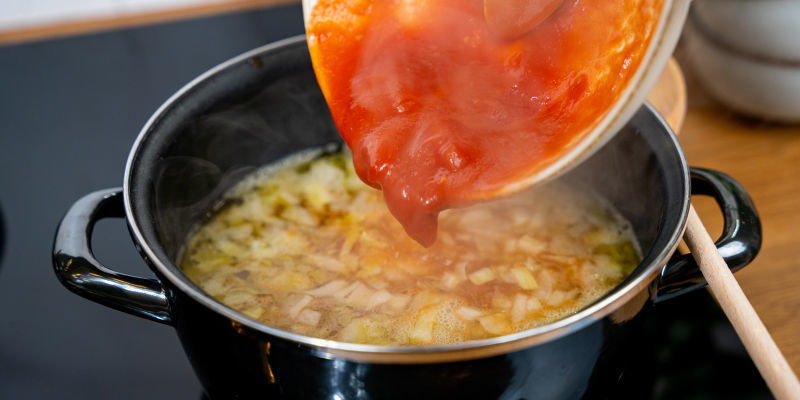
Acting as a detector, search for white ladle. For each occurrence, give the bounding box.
[302,0,691,199]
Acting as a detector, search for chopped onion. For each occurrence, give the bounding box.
[341,318,370,343]
[222,224,253,241]
[288,295,312,318]
[511,267,538,290]
[282,205,318,226]
[368,280,388,290]
[469,268,496,285]
[442,272,462,289]
[410,306,438,344]
[367,290,393,309]
[222,289,256,306]
[306,280,348,296]
[339,231,358,258]
[540,253,577,265]
[536,269,555,291]
[333,281,361,299]
[385,294,412,313]
[478,314,511,335]
[517,235,545,254]
[359,231,387,248]
[344,283,375,309]
[297,309,321,326]
[511,294,527,323]
[526,297,542,311]
[545,290,566,307]
[307,254,346,272]
[455,306,483,321]
[216,239,243,256]
[242,306,264,319]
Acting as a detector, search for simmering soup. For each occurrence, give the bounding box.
[179,148,641,345]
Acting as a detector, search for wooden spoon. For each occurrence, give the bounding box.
[655,61,800,400]
[685,208,800,399]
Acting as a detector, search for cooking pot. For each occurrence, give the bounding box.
[53,36,761,399]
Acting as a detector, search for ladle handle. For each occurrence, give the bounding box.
[685,206,800,399]
[52,188,173,325]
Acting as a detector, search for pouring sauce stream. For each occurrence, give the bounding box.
[307,0,663,246]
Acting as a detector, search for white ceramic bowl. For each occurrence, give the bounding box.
[692,0,800,62]
[684,10,800,122]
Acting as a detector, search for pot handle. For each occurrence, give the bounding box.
[653,168,762,304]
[52,188,173,325]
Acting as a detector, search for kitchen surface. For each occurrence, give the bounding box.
[0,2,797,399]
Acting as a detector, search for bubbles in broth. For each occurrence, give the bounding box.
[179,148,641,345]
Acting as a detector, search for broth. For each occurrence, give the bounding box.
[179,148,641,345]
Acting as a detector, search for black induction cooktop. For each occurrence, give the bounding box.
[0,4,769,399]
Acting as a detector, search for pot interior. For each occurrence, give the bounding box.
[126,36,688,342]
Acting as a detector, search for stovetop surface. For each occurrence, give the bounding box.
[0,4,770,399]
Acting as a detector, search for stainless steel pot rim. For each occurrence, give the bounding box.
[123,35,691,363]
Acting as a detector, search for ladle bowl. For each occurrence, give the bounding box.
[301,0,691,200]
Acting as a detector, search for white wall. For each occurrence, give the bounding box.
[0,0,230,32]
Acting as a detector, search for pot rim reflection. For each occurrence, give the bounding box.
[122,36,690,364]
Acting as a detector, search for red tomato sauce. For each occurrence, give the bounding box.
[307,0,663,246]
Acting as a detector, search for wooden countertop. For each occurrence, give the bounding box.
[3,0,797,378]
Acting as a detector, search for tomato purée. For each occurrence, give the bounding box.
[307,0,663,246]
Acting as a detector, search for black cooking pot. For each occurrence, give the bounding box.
[52,36,761,400]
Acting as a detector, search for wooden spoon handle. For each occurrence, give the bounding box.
[684,206,800,399]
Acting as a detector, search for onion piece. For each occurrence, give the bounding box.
[341,318,370,343]
[222,289,256,306]
[545,290,566,307]
[306,280,348,296]
[344,283,375,309]
[385,294,412,313]
[539,253,577,265]
[469,268,496,285]
[333,281,361,299]
[242,306,264,319]
[511,294,528,323]
[517,235,545,254]
[297,309,321,326]
[456,306,483,321]
[307,254,346,272]
[339,231,358,258]
[288,295,312,318]
[511,267,539,290]
[442,272,462,289]
[478,314,511,335]
[526,297,542,311]
[410,306,438,344]
[367,290,393,309]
